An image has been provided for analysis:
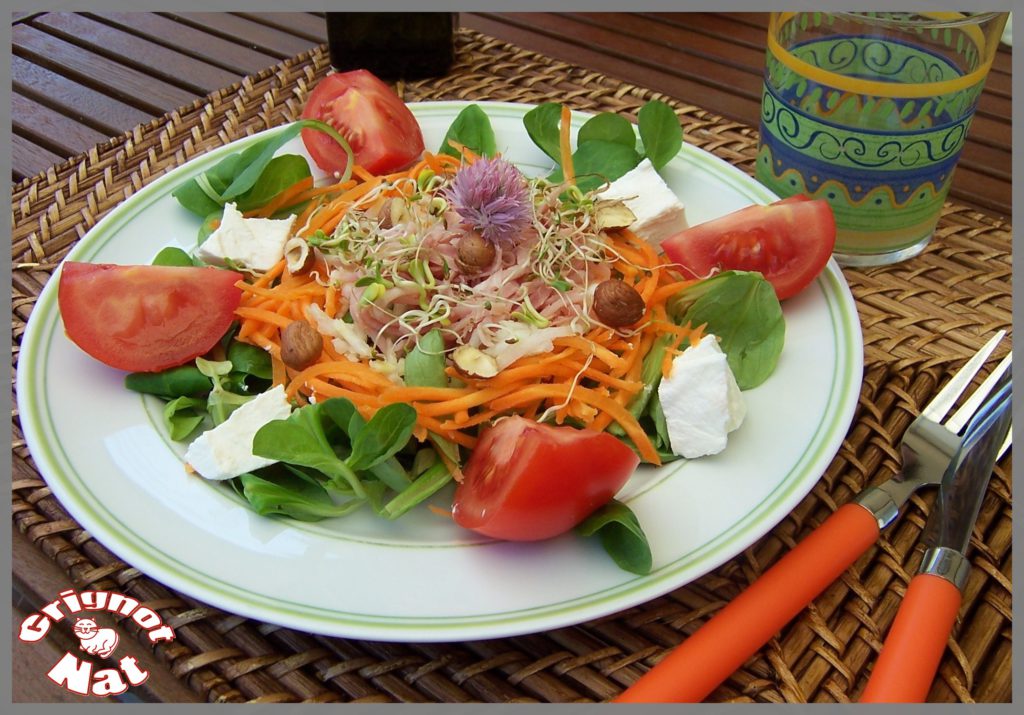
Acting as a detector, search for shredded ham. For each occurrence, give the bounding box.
[315,177,615,374]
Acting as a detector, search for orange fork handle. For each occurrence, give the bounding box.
[615,502,879,702]
[859,574,962,702]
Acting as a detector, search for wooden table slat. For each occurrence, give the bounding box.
[32,12,244,96]
[463,13,763,124]
[571,11,767,71]
[12,23,199,115]
[235,11,328,43]
[12,133,67,181]
[11,92,112,160]
[89,11,284,76]
[11,55,155,139]
[162,11,320,59]
[642,12,774,50]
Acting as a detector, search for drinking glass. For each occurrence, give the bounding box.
[755,12,1008,266]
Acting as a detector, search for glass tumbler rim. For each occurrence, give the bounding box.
[830,11,1007,30]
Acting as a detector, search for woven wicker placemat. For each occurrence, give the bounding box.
[10,30,1012,703]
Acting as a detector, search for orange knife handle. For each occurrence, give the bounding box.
[859,573,962,703]
[615,502,880,703]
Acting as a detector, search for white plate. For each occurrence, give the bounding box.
[17,101,862,642]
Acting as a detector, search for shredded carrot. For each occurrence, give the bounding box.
[378,385,474,404]
[445,139,479,164]
[552,336,626,371]
[303,177,384,236]
[223,152,709,471]
[252,259,287,288]
[351,165,376,182]
[285,360,396,398]
[652,278,698,304]
[488,384,660,465]
[324,284,340,318]
[245,176,315,218]
[235,306,293,330]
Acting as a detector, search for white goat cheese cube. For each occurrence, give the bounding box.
[598,158,688,244]
[184,384,293,480]
[658,334,746,459]
[197,202,295,271]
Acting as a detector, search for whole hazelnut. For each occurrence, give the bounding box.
[280,321,323,370]
[456,233,497,274]
[592,279,646,327]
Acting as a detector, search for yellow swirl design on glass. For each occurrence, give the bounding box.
[768,12,994,98]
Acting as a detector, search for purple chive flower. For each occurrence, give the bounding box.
[445,156,531,244]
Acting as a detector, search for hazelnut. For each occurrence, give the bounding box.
[280,321,323,370]
[452,345,499,378]
[456,233,496,274]
[378,197,408,229]
[592,279,646,327]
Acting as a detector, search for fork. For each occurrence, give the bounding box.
[615,330,1010,703]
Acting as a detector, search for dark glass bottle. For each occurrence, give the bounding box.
[325,12,456,79]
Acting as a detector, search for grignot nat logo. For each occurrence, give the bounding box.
[18,589,176,697]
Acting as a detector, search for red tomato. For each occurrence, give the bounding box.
[660,196,835,300]
[300,70,425,176]
[452,416,640,541]
[58,262,243,373]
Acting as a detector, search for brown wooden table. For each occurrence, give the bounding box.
[12,11,1012,218]
[10,12,1013,704]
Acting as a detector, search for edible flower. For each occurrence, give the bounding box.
[446,157,531,244]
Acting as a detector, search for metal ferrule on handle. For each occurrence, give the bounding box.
[918,546,970,590]
[854,485,903,530]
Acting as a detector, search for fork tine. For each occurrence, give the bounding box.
[945,352,1012,433]
[921,330,1006,422]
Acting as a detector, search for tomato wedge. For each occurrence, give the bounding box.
[452,416,640,541]
[58,262,244,373]
[660,196,835,300]
[300,70,425,176]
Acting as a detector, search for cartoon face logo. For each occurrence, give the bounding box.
[73,618,119,658]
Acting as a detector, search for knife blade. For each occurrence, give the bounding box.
[860,364,1011,702]
[921,366,1012,564]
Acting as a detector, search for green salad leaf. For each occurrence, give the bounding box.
[124,364,211,399]
[548,140,642,193]
[637,100,683,169]
[439,103,498,158]
[163,396,207,441]
[524,99,683,189]
[523,102,563,163]
[576,500,653,575]
[238,466,366,521]
[668,271,785,390]
[151,246,198,267]
[173,119,351,218]
[578,112,637,149]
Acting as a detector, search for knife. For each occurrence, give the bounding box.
[859,367,1012,702]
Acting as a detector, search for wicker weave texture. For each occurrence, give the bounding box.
[10,31,1012,703]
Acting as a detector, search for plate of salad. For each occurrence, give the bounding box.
[17,72,861,641]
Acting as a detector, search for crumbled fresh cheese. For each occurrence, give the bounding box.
[658,334,746,459]
[597,158,688,244]
[476,320,575,371]
[196,202,295,271]
[184,384,293,480]
[306,304,374,362]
